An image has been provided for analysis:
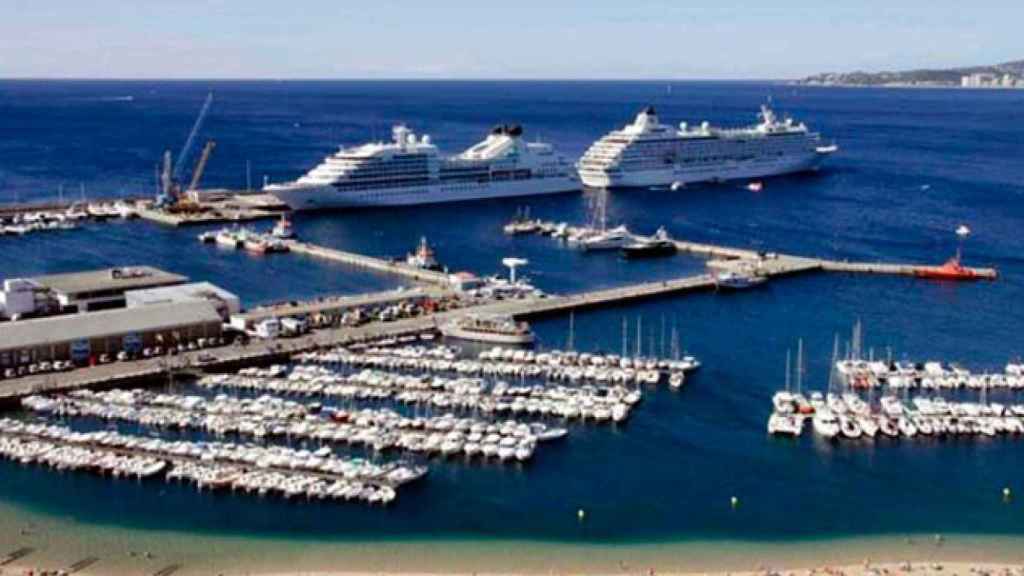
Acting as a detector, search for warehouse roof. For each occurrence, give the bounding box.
[31,266,188,297]
[0,300,221,350]
[126,282,239,306]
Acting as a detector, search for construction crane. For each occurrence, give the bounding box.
[187,140,217,191]
[173,92,214,183]
[157,92,214,207]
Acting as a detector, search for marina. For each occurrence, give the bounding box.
[0,418,417,503]
[768,329,1024,441]
[769,393,1024,441]
[22,387,567,462]
[837,358,1024,390]
[1,74,1022,573]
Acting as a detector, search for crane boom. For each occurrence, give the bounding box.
[173,92,214,180]
[188,140,217,191]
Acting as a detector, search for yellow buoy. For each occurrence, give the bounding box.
[730,496,739,508]
[1003,487,1012,501]
[577,508,586,521]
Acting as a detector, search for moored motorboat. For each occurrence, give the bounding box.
[715,271,767,290]
[440,314,535,345]
[621,227,677,259]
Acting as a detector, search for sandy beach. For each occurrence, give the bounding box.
[2,503,1024,576]
[255,565,1024,576]
[3,558,1024,576]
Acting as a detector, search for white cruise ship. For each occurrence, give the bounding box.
[577,105,837,189]
[265,124,577,210]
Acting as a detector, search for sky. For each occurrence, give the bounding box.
[1,0,1022,80]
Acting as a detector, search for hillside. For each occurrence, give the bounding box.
[799,59,1024,87]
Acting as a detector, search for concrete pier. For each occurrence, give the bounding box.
[285,241,450,285]
[819,259,998,279]
[0,226,999,404]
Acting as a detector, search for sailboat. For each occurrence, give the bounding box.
[769,347,804,436]
[668,322,685,389]
[809,340,841,439]
[578,191,632,251]
[772,350,796,414]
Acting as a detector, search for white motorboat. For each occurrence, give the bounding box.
[768,413,803,436]
[812,410,840,439]
[439,314,535,345]
[579,225,632,251]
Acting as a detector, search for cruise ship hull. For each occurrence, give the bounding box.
[579,152,828,189]
[267,177,579,211]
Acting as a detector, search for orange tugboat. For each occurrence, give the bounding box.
[915,224,996,281]
[914,256,985,281]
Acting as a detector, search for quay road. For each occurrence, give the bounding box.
[0,254,834,403]
[236,286,451,326]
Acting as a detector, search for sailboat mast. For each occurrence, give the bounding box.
[621,317,628,358]
[672,316,680,360]
[660,315,667,358]
[566,311,575,351]
[785,349,792,393]
[797,338,804,393]
[635,316,642,357]
[831,334,840,392]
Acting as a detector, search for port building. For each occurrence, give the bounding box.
[126,282,241,320]
[29,267,188,313]
[0,300,223,367]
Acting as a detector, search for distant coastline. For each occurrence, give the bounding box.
[795,59,1024,89]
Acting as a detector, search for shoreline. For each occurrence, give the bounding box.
[3,519,1024,576]
[2,494,1024,576]
[3,552,1024,576]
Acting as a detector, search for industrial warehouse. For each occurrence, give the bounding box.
[0,266,188,319]
[0,267,238,372]
[0,300,223,368]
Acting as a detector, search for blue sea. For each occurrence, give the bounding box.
[1,80,1024,547]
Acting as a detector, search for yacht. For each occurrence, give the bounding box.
[839,415,863,439]
[768,413,803,436]
[578,225,632,252]
[812,410,840,439]
[621,227,677,259]
[439,314,536,345]
[715,271,767,290]
[857,415,879,438]
[266,124,578,210]
[578,105,836,189]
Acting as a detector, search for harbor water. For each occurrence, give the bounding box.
[1,80,1024,566]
